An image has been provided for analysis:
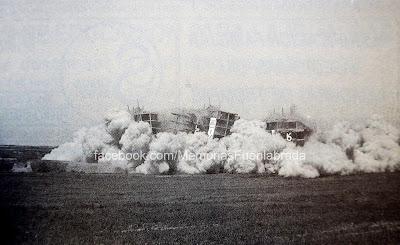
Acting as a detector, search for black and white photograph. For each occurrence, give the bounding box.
[0,0,399,244]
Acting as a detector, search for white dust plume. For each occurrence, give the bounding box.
[43,109,400,177]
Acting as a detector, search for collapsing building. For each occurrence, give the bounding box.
[128,106,161,134]
[171,105,240,138]
[202,106,240,138]
[264,106,312,146]
[171,110,198,134]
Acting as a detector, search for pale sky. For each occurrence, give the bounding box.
[0,0,399,145]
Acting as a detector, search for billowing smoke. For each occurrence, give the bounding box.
[221,120,287,173]
[42,109,400,177]
[43,109,152,173]
[136,120,288,174]
[177,133,225,174]
[353,116,400,173]
[42,128,87,162]
[136,132,187,174]
[119,121,153,169]
[278,115,400,178]
[278,142,354,178]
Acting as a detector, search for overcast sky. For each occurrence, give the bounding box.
[0,0,399,145]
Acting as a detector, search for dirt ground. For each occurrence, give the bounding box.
[1,172,400,244]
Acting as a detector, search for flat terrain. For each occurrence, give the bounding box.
[1,172,400,244]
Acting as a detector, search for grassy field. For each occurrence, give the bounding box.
[1,172,400,244]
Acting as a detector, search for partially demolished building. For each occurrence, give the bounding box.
[171,105,240,138]
[128,106,161,134]
[264,107,313,146]
[127,104,239,138]
[127,103,311,143]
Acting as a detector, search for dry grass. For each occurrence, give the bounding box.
[1,172,400,244]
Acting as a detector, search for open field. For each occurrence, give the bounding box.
[1,172,400,244]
